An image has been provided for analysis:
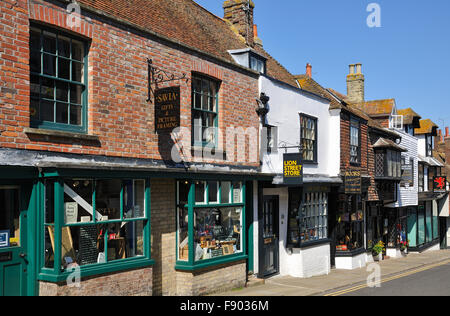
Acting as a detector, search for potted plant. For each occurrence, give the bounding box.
[399,240,409,254]
[372,240,385,262]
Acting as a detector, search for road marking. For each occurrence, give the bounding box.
[324,260,450,296]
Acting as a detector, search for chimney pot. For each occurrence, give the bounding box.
[253,24,258,37]
[349,64,355,74]
[446,127,449,138]
[306,63,312,78]
[347,63,365,103]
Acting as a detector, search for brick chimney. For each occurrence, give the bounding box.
[438,129,443,143]
[347,63,365,104]
[306,63,312,78]
[446,127,449,138]
[223,0,255,46]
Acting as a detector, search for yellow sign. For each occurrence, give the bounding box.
[284,159,302,177]
[283,153,303,185]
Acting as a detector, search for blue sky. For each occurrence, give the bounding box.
[194,0,450,130]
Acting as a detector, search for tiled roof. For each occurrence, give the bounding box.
[76,0,298,87]
[295,75,342,110]
[353,99,396,116]
[415,119,438,135]
[372,138,407,152]
[397,108,421,126]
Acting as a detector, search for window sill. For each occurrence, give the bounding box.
[335,247,366,257]
[287,238,330,250]
[302,161,318,165]
[191,146,227,160]
[38,257,154,283]
[175,253,247,271]
[24,127,100,143]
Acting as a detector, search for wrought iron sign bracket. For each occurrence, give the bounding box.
[147,59,189,103]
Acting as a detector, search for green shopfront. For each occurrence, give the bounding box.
[0,165,256,296]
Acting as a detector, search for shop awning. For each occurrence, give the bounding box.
[418,155,444,167]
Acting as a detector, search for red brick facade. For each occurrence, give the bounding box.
[0,0,260,166]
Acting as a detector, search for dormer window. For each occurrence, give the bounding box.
[249,54,266,74]
[228,48,266,74]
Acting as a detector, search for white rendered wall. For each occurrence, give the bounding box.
[259,75,339,178]
[335,253,367,270]
[262,187,331,278]
[417,135,426,157]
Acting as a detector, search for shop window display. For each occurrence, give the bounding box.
[366,204,383,250]
[177,180,244,263]
[336,195,364,252]
[287,188,328,246]
[44,179,148,271]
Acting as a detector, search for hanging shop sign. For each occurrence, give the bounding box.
[283,153,303,185]
[154,86,181,133]
[147,59,189,103]
[344,170,361,194]
[400,163,413,187]
[433,176,447,193]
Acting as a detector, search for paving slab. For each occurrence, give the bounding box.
[214,249,450,296]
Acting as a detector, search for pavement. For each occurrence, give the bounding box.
[215,249,450,296]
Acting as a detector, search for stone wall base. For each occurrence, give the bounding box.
[39,267,153,296]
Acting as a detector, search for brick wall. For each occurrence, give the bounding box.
[150,178,177,296]
[0,0,30,143]
[176,260,246,296]
[340,111,380,200]
[39,267,152,296]
[0,0,260,166]
[340,111,368,172]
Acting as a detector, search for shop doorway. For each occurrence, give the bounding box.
[258,195,279,278]
[440,218,447,249]
[0,187,28,296]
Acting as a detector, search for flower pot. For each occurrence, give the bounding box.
[373,253,382,262]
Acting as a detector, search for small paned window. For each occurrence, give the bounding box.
[30,26,87,132]
[44,179,149,272]
[300,114,317,163]
[192,76,219,147]
[176,181,244,263]
[350,119,360,164]
[249,55,265,74]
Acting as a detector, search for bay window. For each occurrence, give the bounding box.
[375,149,402,179]
[42,177,151,280]
[287,187,328,247]
[176,180,246,267]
